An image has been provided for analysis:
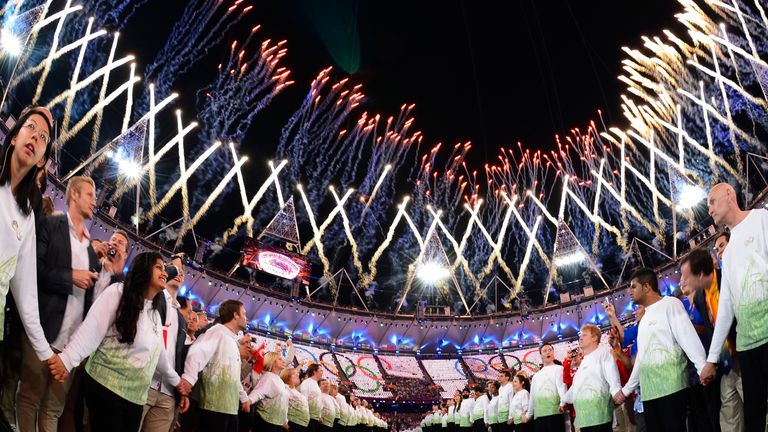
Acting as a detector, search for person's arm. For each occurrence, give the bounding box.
[181,329,219,386]
[668,299,707,374]
[621,346,641,397]
[156,342,181,387]
[59,284,120,370]
[604,302,625,341]
[248,374,280,404]
[10,223,54,361]
[284,342,296,364]
[526,376,535,418]
[706,275,733,364]
[520,390,529,421]
[602,348,623,397]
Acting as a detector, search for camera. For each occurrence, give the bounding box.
[165,264,179,281]
[107,246,117,257]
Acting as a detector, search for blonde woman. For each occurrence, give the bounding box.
[281,367,310,432]
[249,351,289,432]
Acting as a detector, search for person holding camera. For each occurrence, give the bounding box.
[91,230,130,300]
[16,176,101,432]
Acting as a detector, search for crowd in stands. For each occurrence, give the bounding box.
[1,105,766,432]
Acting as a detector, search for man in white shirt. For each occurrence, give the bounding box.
[524,342,566,432]
[620,268,707,432]
[179,300,250,432]
[17,176,100,432]
[700,183,768,432]
[141,255,187,431]
[90,229,130,300]
[298,363,324,432]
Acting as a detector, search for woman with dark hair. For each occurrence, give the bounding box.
[0,106,57,421]
[48,251,185,431]
[509,373,532,432]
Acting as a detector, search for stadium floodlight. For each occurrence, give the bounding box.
[0,29,22,56]
[676,183,706,211]
[416,261,451,284]
[554,251,585,267]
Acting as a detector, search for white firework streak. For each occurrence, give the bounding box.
[301,188,355,255]
[329,187,364,277]
[222,159,288,241]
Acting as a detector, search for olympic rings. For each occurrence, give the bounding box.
[355,356,385,381]
[344,364,382,393]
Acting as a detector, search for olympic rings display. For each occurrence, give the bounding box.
[344,364,383,394]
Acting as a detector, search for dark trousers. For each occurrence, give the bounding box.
[319,424,333,432]
[687,383,719,432]
[308,418,320,432]
[199,408,238,432]
[512,422,534,432]
[642,388,688,432]
[472,418,485,432]
[534,413,565,432]
[288,421,308,432]
[83,372,143,432]
[580,423,612,432]
[634,412,647,432]
[252,412,283,432]
[237,407,252,432]
[739,342,768,432]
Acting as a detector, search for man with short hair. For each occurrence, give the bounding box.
[91,229,130,300]
[562,324,622,432]
[319,379,336,432]
[179,300,250,432]
[299,363,324,432]
[681,248,743,432]
[620,268,707,432]
[525,342,566,432]
[700,183,768,432]
[713,231,729,264]
[17,176,100,432]
[141,255,189,431]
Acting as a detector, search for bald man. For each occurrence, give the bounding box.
[699,183,768,432]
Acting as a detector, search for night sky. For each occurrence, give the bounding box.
[125,0,682,171]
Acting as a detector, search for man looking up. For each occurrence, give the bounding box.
[524,342,566,432]
[180,300,250,432]
[700,182,768,432]
[620,268,707,432]
[17,176,100,432]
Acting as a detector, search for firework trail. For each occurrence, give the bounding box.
[188,26,292,211]
[142,0,253,108]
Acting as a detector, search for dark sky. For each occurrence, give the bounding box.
[126,0,681,168]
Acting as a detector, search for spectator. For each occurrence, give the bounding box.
[249,351,289,432]
[91,230,130,300]
[17,175,101,432]
[298,363,324,432]
[0,106,55,426]
[701,182,767,432]
[282,366,310,431]
[484,381,498,431]
[562,324,622,432]
[179,299,251,432]
[48,251,184,431]
[495,371,513,432]
[141,254,189,432]
[509,373,532,432]
[712,231,729,264]
[620,268,707,432]
[524,342,566,432]
[470,385,488,432]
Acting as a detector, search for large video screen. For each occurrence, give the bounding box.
[242,239,311,282]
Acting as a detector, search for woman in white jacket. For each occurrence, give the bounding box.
[249,351,289,431]
[508,373,532,432]
[281,366,310,432]
[48,252,183,431]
